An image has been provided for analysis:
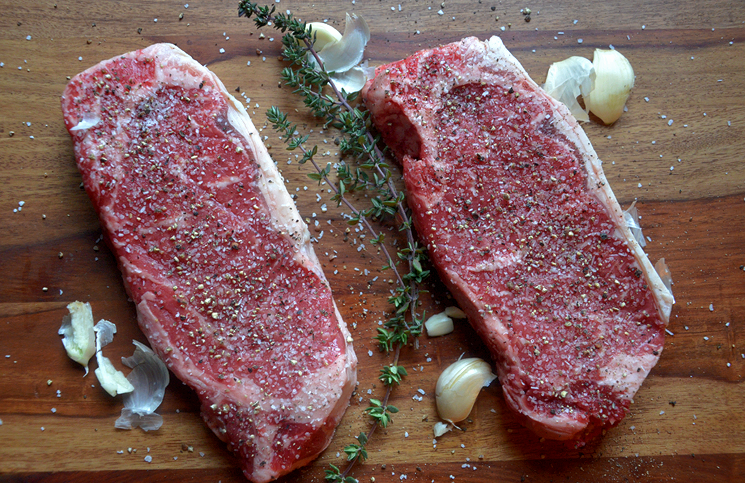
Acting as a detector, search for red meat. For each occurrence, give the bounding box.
[363,36,674,442]
[62,43,357,482]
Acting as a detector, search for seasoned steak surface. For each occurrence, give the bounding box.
[62,43,356,482]
[363,36,673,441]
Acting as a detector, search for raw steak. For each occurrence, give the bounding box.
[363,36,674,442]
[61,43,357,482]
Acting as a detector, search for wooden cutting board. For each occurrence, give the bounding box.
[1,1,743,481]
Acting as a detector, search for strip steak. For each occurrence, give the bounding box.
[363,36,674,442]
[61,43,357,482]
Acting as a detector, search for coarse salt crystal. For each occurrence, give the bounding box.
[144,455,152,463]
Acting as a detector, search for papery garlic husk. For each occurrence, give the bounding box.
[316,13,370,73]
[542,56,595,122]
[425,312,454,337]
[306,21,343,52]
[115,340,170,431]
[444,306,467,319]
[433,421,452,437]
[654,258,674,297]
[623,201,646,248]
[58,301,96,375]
[329,65,368,94]
[435,358,497,424]
[583,49,635,124]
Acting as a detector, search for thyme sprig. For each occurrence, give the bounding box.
[238,2,429,481]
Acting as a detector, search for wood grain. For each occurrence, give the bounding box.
[1,1,743,482]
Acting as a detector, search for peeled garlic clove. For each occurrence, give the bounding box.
[95,354,135,397]
[316,13,370,73]
[306,21,343,52]
[542,56,595,122]
[425,312,454,337]
[435,358,497,424]
[583,49,635,124]
[58,301,96,375]
[94,320,134,396]
[444,306,467,319]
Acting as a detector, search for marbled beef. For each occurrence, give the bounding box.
[62,43,357,482]
[363,36,674,442]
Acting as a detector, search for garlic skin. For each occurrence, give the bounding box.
[115,340,170,431]
[435,358,497,424]
[583,49,635,124]
[316,13,370,73]
[542,56,595,122]
[58,301,96,375]
[433,421,452,437]
[654,258,674,297]
[306,14,371,93]
[623,201,646,248]
[425,312,454,337]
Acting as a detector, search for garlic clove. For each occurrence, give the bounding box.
[435,358,497,424]
[58,301,96,375]
[425,311,454,337]
[93,320,134,396]
[444,306,467,319]
[316,13,370,73]
[542,56,595,122]
[305,22,343,52]
[95,354,135,397]
[583,49,635,124]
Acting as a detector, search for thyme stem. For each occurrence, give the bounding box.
[238,3,429,481]
[293,140,405,288]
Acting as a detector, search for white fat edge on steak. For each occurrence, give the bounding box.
[479,36,674,323]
